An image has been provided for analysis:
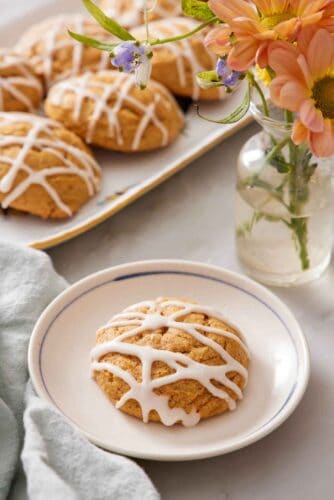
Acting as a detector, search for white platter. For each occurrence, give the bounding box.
[28,260,310,461]
[0,0,251,249]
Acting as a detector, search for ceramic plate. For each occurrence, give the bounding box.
[0,0,251,250]
[29,260,310,461]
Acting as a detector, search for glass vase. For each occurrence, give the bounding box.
[236,102,334,286]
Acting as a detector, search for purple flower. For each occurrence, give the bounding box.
[216,58,241,88]
[111,41,152,88]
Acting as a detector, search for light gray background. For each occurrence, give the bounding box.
[49,123,334,500]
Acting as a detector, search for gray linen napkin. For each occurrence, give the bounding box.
[0,243,159,500]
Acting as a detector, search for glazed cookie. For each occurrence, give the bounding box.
[132,17,228,101]
[45,70,185,152]
[91,297,249,426]
[99,0,182,28]
[0,50,43,112]
[0,113,101,219]
[15,15,112,88]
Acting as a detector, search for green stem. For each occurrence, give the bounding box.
[252,78,269,117]
[241,137,290,201]
[284,110,294,123]
[265,137,290,163]
[143,0,150,40]
[248,71,279,152]
[239,129,312,271]
[288,147,310,271]
[290,217,310,270]
[150,17,218,45]
[284,110,297,164]
[239,177,290,211]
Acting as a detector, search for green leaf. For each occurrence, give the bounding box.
[68,30,118,51]
[196,70,223,89]
[182,0,215,21]
[196,82,251,124]
[269,155,291,173]
[82,0,135,40]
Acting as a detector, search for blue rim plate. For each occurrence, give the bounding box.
[28,260,310,461]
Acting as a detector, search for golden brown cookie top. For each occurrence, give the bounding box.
[0,50,43,112]
[91,297,249,426]
[99,0,182,28]
[0,112,101,217]
[45,70,184,151]
[15,15,112,88]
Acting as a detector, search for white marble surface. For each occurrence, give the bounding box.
[48,123,334,500]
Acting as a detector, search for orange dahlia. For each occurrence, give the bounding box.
[269,27,334,157]
[206,0,334,71]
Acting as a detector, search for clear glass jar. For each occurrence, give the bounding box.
[236,102,334,286]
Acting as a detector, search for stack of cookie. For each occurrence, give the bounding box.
[0,2,228,220]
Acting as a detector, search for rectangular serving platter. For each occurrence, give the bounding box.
[0,0,252,249]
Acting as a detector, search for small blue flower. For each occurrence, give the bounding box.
[216,58,241,88]
[111,41,152,88]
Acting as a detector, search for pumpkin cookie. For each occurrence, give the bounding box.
[0,50,43,112]
[99,0,182,28]
[0,113,101,219]
[15,15,112,88]
[91,297,249,426]
[132,17,228,101]
[45,70,185,152]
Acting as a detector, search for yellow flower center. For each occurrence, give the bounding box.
[260,13,294,30]
[312,76,334,119]
[256,66,274,86]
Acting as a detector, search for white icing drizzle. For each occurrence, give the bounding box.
[0,51,43,112]
[47,71,176,150]
[132,18,225,100]
[91,298,249,427]
[0,113,100,215]
[101,0,182,28]
[16,15,111,88]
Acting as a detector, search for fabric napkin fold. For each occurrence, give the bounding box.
[0,243,159,500]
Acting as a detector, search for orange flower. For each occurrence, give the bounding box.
[269,27,334,157]
[206,0,334,71]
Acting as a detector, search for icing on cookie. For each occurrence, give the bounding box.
[0,113,100,216]
[16,15,110,88]
[133,18,226,100]
[47,71,176,150]
[0,51,43,112]
[91,298,249,427]
[101,0,182,28]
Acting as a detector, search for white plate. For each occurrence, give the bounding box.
[29,260,310,461]
[0,0,251,250]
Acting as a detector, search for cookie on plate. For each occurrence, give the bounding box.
[99,0,182,28]
[132,17,229,101]
[15,15,112,88]
[45,70,185,152]
[0,50,43,112]
[0,113,101,219]
[91,297,249,426]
